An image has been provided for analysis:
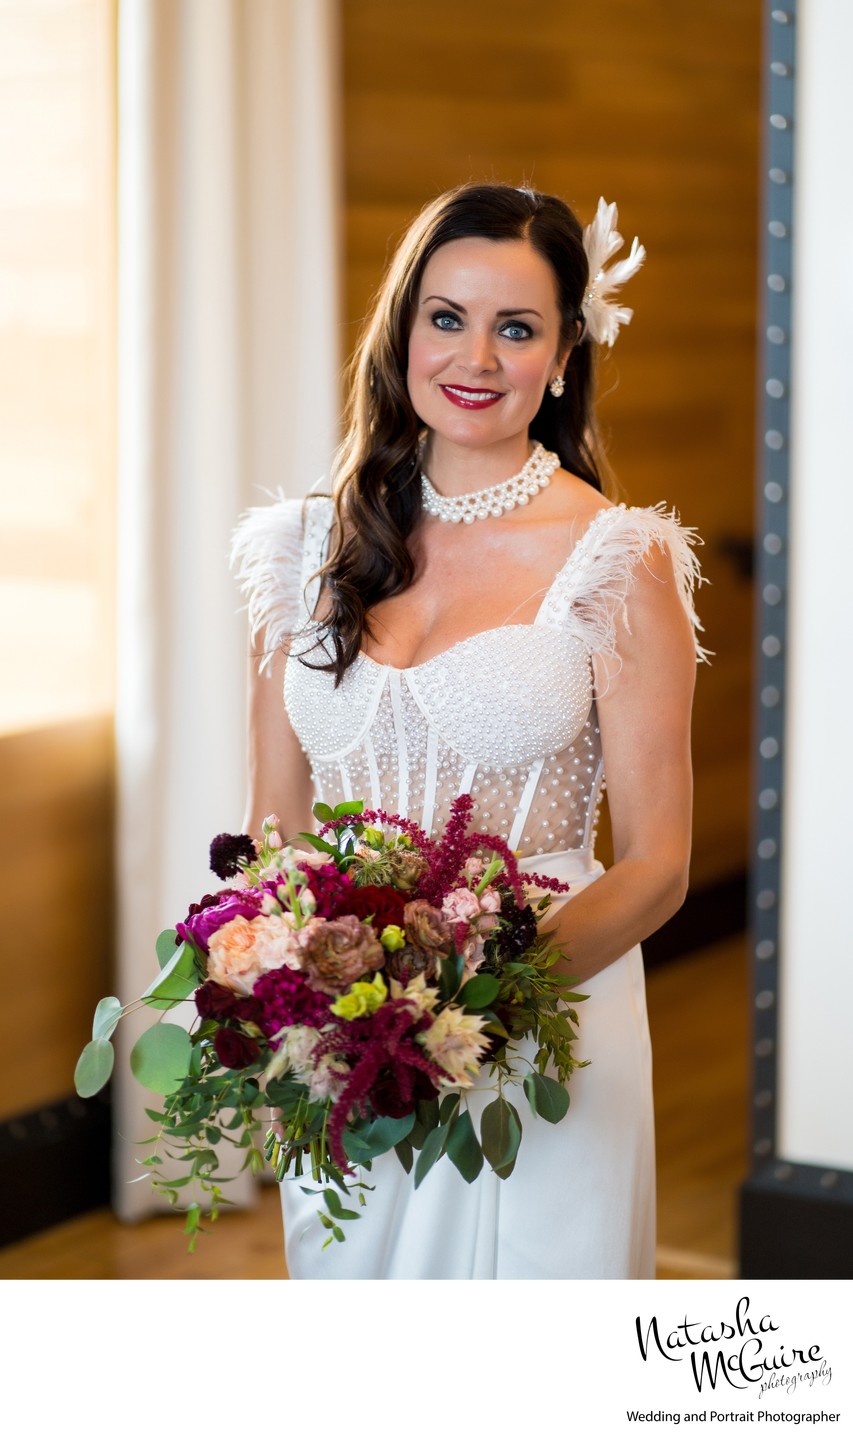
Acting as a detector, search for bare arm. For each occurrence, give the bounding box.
[547,543,698,982]
[243,644,316,841]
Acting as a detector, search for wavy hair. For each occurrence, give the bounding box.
[311,182,607,684]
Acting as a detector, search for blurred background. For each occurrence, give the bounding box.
[0,0,763,1278]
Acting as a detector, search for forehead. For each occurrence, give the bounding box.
[417,236,559,311]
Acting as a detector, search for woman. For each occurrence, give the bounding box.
[233,183,706,1280]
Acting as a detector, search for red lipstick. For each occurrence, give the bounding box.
[439,384,504,410]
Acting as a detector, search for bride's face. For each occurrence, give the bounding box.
[407,236,570,452]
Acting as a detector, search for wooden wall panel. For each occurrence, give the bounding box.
[341,0,762,888]
[0,721,113,1122]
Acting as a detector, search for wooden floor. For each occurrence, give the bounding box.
[0,935,748,1281]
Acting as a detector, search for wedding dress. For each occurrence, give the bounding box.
[233,494,704,1280]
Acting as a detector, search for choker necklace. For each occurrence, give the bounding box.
[420,442,560,524]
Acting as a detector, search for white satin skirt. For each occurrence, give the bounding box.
[280,848,656,1280]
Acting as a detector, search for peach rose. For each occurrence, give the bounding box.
[207,913,303,995]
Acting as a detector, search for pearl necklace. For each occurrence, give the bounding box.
[420,442,560,524]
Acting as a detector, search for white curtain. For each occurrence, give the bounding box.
[114,0,341,1219]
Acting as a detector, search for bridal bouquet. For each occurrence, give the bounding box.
[75,796,587,1249]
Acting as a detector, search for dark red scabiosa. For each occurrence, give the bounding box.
[213,1026,261,1069]
[209,832,257,879]
[500,892,539,955]
[252,966,332,1039]
[333,883,406,932]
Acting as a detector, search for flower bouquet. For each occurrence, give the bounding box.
[75,795,588,1249]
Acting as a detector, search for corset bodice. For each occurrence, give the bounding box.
[232,492,705,858]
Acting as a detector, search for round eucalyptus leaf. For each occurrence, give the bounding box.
[130,1023,192,1094]
[74,1038,115,1098]
[92,996,122,1042]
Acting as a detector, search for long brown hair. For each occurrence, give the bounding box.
[312,182,606,685]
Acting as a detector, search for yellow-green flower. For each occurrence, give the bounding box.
[330,971,388,1020]
[380,923,406,952]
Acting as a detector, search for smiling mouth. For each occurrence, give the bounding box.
[439,384,505,409]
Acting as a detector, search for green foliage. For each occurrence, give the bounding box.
[141,942,199,1011]
[413,1123,449,1189]
[130,1023,192,1095]
[343,1112,415,1164]
[91,996,122,1042]
[480,1096,522,1174]
[459,973,500,1010]
[445,1109,483,1183]
[74,1038,115,1098]
[523,1071,570,1123]
[155,928,180,970]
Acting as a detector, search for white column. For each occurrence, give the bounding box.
[778,0,853,1169]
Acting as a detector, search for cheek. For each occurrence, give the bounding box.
[407,330,443,385]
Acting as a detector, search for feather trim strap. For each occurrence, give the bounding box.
[582,198,646,348]
[230,496,307,674]
[538,503,710,680]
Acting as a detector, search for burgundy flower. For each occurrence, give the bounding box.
[232,995,264,1024]
[299,862,353,918]
[370,1064,437,1118]
[333,883,406,933]
[177,890,263,954]
[253,966,331,1037]
[209,832,257,879]
[195,980,238,1021]
[213,1026,261,1069]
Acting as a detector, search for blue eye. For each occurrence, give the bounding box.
[501,321,532,341]
[432,311,461,331]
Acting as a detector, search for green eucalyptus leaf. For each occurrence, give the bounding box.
[155,928,180,970]
[438,1092,460,1125]
[480,1097,522,1172]
[445,1109,483,1184]
[74,1038,115,1098]
[130,1023,193,1095]
[343,1112,414,1163]
[523,1071,570,1124]
[142,942,198,1010]
[394,1137,413,1174]
[413,1123,448,1189]
[92,996,122,1042]
[459,973,500,1010]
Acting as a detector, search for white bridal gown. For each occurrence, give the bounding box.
[233,494,704,1280]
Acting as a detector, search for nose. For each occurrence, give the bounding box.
[459,327,498,375]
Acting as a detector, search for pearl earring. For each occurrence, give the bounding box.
[549,375,565,398]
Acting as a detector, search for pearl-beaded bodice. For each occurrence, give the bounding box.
[233,494,705,858]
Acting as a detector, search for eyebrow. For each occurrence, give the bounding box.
[422,294,544,319]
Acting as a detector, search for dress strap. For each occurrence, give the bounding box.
[536,502,709,668]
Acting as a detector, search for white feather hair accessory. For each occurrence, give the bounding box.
[581,197,646,347]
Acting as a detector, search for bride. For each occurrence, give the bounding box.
[233,182,705,1280]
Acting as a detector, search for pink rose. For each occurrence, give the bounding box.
[297,915,385,995]
[441,888,483,926]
